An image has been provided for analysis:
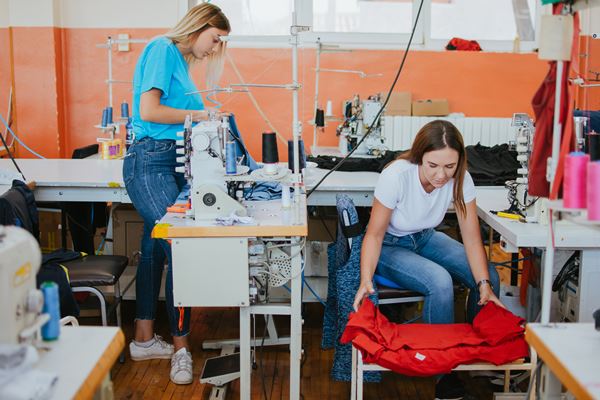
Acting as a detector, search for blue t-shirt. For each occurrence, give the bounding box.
[132,36,204,141]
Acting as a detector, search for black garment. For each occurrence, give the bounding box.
[307,150,406,173]
[466,143,519,186]
[0,180,39,240]
[435,372,466,400]
[0,180,79,318]
[38,249,83,318]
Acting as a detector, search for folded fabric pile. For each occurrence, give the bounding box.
[341,299,529,376]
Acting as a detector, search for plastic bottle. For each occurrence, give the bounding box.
[125,117,135,149]
[41,281,60,341]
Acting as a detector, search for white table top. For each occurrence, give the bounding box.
[526,323,600,400]
[0,159,129,202]
[475,187,600,248]
[36,326,124,400]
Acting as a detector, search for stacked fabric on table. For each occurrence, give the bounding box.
[341,299,529,376]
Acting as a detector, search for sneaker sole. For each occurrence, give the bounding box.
[130,353,174,361]
[435,397,463,400]
[171,376,193,385]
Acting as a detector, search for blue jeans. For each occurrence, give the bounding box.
[123,138,190,336]
[376,229,500,324]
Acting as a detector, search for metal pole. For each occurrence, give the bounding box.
[549,61,563,185]
[313,41,321,151]
[291,16,301,204]
[107,36,113,108]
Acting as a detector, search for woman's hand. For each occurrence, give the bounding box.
[478,284,505,308]
[353,280,375,312]
[192,109,230,122]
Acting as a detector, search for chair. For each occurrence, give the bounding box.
[0,178,129,332]
[321,194,424,382]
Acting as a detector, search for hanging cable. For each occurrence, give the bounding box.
[307,0,425,198]
[0,113,27,180]
[0,113,46,160]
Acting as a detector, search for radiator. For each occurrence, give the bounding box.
[382,116,514,150]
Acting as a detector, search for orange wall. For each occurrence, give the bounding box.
[0,28,12,141]
[4,27,565,160]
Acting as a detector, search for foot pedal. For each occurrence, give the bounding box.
[200,352,241,386]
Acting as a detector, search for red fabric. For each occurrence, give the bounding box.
[529,6,580,198]
[340,299,529,377]
[445,38,482,51]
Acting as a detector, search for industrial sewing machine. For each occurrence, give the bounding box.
[175,115,298,221]
[336,94,387,156]
[0,226,47,344]
[506,113,541,223]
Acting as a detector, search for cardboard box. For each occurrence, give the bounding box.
[385,92,412,116]
[38,210,64,252]
[113,205,144,265]
[412,99,449,116]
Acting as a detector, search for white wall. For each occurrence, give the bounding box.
[580,6,600,36]
[58,0,184,28]
[0,0,9,28]
[7,0,59,27]
[0,0,190,28]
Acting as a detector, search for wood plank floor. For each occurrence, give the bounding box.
[109,244,522,399]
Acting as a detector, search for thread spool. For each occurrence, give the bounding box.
[41,281,60,341]
[287,139,306,171]
[262,132,279,175]
[226,139,237,175]
[101,108,109,127]
[315,109,325,127]
[325,100,333,117]
[589,132,600,161]
[281,184,291,208]
[563,152,589,209]
[121,101,129,119]
[588,161,600,221]
[106,106,113,124]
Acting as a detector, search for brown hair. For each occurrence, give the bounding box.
[398,120,468,216]
[165,3,231,88]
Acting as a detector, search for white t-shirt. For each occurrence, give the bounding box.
[374,159,476,237]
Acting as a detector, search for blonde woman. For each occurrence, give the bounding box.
[123,3,230,385]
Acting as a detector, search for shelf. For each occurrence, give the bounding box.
[547,199,600,226]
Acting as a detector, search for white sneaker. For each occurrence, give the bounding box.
[170,348,193,385]
[129,335,174,361]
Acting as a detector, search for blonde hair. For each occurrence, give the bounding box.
[165,2,230,89]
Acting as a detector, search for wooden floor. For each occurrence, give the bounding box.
[109,243,521,400]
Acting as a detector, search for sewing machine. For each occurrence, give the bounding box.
[0,225,46,344]
[337,94,387,156]
[506,113,542,223]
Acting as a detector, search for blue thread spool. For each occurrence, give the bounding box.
[101,108,109,127]
[41,281,60,341]
[121,101,129,119]
[226,139,237,175]
[106,106,113,124]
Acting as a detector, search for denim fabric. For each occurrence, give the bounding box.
[123,137,190,336]
[376,229,500,324]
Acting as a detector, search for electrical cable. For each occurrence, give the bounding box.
[306,0,425,198]
[0,112,46,159]
[0,115,26,180]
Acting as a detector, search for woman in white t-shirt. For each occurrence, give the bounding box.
[352,120,503,324]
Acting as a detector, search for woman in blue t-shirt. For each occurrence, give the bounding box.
[352,120,504,399]
[123,3,230,385]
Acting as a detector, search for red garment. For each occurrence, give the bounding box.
[445,38,482,51]
[529,6,579,198]
[340,300,529,377]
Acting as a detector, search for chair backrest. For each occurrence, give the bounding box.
[71,144,99,159]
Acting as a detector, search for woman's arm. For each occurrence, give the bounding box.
[139,89,212,124]
[457,199,504,307]
[352,199,393,311]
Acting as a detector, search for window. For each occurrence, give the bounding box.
[215,0,293,36]
[313,0,413,35]
[192,0,539,51]
[430,0,536,41]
